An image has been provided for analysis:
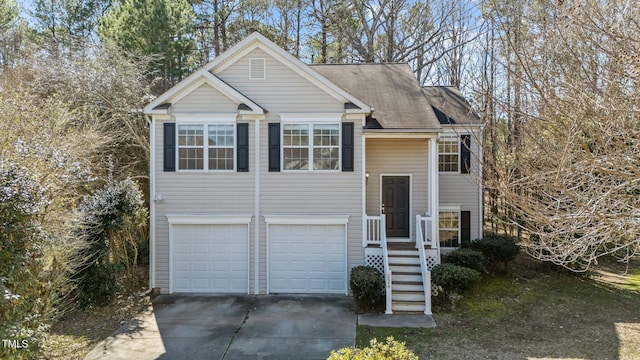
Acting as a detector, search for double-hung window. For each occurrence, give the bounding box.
[439,211,460,248]
[283,123,339,171]
[207,124,234,170]
[438,136,459,172]
[177,123,235,171]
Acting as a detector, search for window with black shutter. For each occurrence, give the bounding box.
[163,123,176,172]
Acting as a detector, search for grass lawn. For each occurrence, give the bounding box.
[357,255,640,360]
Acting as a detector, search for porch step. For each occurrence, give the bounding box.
[392,283,424,292]
[388,256,420,265]
[389,264,421,273]
[392,273,422,282]
[387,249,418,257]
[387,242,417,250]
[392,291,425,302]
[392,301,426,312]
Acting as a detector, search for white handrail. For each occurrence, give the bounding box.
[416,214,432,315]
[380,214,392,314]
[365,215,382,246]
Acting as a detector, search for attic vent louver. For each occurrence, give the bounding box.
[249,58,266,80]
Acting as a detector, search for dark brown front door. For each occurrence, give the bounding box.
[382,176,410,238]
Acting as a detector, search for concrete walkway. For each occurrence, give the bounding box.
[358,313,436,328]
[85,295,355,360]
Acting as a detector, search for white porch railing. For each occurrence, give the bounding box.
[380,214,393,314]
[416,214,441,264]
[416,214,438,315]
[365,215,383,246]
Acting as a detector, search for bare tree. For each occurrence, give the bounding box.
[485,0,640,270]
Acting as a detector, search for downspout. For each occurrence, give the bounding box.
[146,114,156,291]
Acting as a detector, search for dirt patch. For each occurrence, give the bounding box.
[42,293,152,360]
[40,266,152,360]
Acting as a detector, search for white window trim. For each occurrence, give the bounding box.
[281,122,341,172]
[176,122,237,172]
[439,205,461,250]
[279,113,343,123]
[174,114,237,123]
[438,135,460,174]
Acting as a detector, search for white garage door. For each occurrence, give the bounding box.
[172,224,248,293]
[269,224,346,294]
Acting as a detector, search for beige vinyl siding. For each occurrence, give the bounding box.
[214,48,344,114]
[170,83,239,113]
[153,118,256,293]
[213,47,359,293]
[365,138,430,241]
[438,128,483,240]
[258,119,364,294]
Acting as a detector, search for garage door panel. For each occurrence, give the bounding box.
[269,224,346,294]
[172,224,248,293]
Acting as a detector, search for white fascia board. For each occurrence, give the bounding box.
[144,69,264,115]
[146,109,170,115]
[206,32,371,113]
[166,214,253,225]
[144,68,211,113]
[365,131,439,139]
[263,214,350,225]
[279,113,343,123]
[199,71,263,114]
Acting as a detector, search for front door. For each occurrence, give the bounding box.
[382,176,410,238]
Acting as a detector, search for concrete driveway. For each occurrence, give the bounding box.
[84,294,356,360]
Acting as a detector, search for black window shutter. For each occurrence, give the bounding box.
[163,122,176,172]
[342,122,354,171]
[268,123,280,172]
[460,135,471,174]
[461,211,471,247]
[237,123,249,172]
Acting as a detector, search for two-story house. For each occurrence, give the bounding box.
[144,32,482,314]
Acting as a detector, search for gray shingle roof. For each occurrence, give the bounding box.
[422,86,482,125]
[311,63,441,130]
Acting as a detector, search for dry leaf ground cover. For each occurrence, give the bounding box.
[358,255,640,360]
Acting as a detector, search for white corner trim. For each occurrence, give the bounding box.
[279,113,344,123]
[263,214,350,225]
[148,115,156,289]
[166,214,253,225]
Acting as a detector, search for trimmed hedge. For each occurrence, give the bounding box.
[443,248,486,273]
[350,266,384,310]
[469,234,520,267]
[431,263,480,295]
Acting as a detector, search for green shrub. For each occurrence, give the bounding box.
[470,234,520,267]
[443,248,486,272]
[328,337,417,360]
[431,263,480,295]
[350,266,384,310]
[74,178,146,307]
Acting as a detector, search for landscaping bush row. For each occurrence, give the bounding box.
[433,234,520,303]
